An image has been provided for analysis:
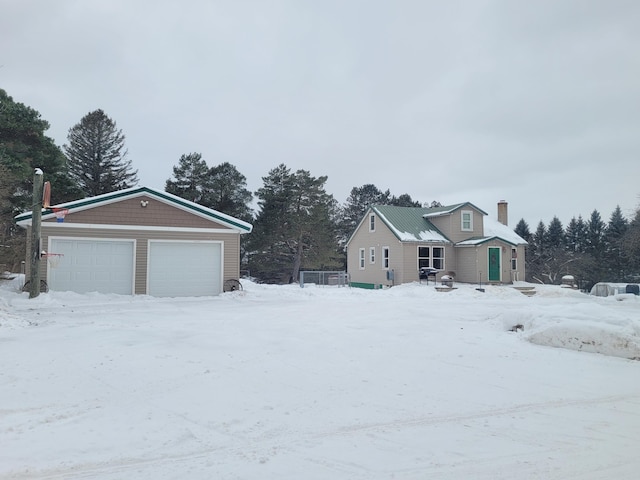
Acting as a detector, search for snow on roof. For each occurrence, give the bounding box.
[483,217,528,245]
[392,227,450,243]
[456,217,527,246]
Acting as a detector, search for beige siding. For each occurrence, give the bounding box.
[44,195,232,230]
[401,244,419,283]
[512,244,526,282]
[347,212,402,287]
[429,208,484,243]
[400,243,453,283]
[454,247,478,283]
[455,240,518,284]
[348,207,527,288]
[36,225,240,294]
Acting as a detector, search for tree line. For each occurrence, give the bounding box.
[1,88,639,286]
[514,208,640,290]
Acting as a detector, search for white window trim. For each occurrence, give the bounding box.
[359,248,366,270]
[369,214,376,232]
[382,246,390,270]
[511,248,517,270]
[417,245,445,271]
[369,247,376,264]
[461,210,473,232]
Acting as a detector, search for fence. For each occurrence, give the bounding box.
[299,271,349,288]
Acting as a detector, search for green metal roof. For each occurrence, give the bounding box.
[372,205,451,243]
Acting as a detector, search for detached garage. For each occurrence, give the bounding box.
[16,187,252,297]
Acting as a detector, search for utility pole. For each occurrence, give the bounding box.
[29,168,44,299]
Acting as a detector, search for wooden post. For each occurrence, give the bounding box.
[29,168,44,299]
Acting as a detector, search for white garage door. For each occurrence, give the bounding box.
[49,238,135,294]
[147,241,222,297]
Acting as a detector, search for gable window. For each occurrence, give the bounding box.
[359,248,365,269]
[418,246,445,270]
[511,248,517,270]
[369,214,376,232]
[369,247,376,264]
[461,210,473,231]
[382,246,390,269]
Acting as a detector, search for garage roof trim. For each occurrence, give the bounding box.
[15,186,253,233]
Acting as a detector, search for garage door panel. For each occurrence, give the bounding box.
[148,241,221,297]
[49,239,134,294]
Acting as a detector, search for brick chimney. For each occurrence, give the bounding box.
[497,200,508,226]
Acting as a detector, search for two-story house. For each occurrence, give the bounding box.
[346,201,527,288]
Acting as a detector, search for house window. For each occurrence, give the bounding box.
[359,248,365,269]
[418,246,445,270]
[382,246,390,269]
[369,247,376,264]
[511,248,517,270]
[432,247,444,269]
[369,214,376,232]
[461,210,473,231]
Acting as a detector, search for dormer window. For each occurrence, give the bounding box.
[369,213,375,232]
[461,210,473,231]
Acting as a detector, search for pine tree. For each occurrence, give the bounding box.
[604,205,629,280]
[0,89,82,270]
[64,109,138,196]
[165,153,209,203]
[205,162,253,222]
[389,193,421,207]
[249,164,340,283]
[622,206,640,277]
[527,221,547,283]
[514,219,531,243]
[546,216,565,249]
[585,209,606,258]
[565,216,587,253]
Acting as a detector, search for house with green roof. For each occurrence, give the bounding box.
[345,201,526,288]
[15,186,252,296]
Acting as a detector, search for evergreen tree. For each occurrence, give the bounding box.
[532,221,547,255]
[546,216,565,249]
[622,206,640,278]
[249,164,340,283]
[565,216,587,253]
[165,153,209,203]
[527,221,547,283]
[64,109,138,196]
[514,219,531,243]
[585,209,606,258]
[389,193,421,207]
[0,89,81,270]
[604,205,629,280]
[205,162,253,222]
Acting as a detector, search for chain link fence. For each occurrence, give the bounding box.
[299,271,349,288]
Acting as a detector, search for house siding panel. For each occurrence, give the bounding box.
[347,213,401,287]
[400,243,453,283]
[36,225,240,294]
[454,247,479,284]
[44,196,232,230]
[430,208,484,244]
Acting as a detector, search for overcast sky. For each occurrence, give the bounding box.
[2,0,639,228]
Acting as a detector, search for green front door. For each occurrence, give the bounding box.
[488,247,501,282]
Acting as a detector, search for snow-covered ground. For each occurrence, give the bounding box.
[1,277,639,479]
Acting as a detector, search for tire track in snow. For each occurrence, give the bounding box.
[5,392,639,479]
